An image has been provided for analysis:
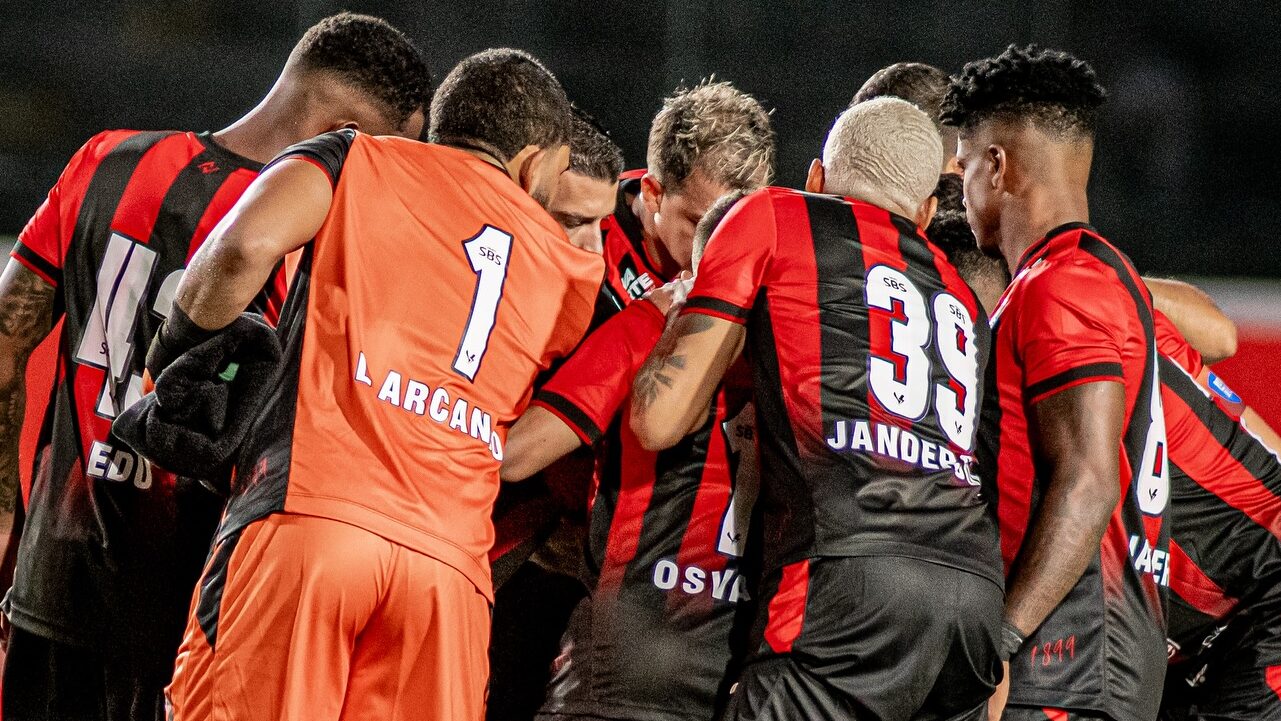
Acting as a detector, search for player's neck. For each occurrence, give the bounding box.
[998,187,1090,274]
[213,80,332,165]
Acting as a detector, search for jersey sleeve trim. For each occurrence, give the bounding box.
[532,390,603,445]
[264,129,357,188]
[682,296,750,324]
[1026,361,1124,404]
[10,243,61,287]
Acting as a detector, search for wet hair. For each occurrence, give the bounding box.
[691,190,749,272]
[429,48,571,162]
[941,44,1108,139]
[569,107,624,182]
[647,80,775,192]
[852,62,950,132]
[292,12,433,130]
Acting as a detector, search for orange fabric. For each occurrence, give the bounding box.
[166,513,490,721]
[280,136,602,599]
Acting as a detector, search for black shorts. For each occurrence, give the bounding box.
[723,556,1003,721]
[1002,706,1110,721]
[1,627,166,721]
[1161,602,1281,721]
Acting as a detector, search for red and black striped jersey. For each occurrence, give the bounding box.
[983,222,1169,720]
[533,298,758,721]
[1155,313,1281,667]
[682,187,1000,584]
[599,169,670,310]
[6,129,281,670]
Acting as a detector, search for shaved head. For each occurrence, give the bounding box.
[821,97,943,217]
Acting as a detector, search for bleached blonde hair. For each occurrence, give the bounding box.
[647,79,775,192]
[821,96,943,216]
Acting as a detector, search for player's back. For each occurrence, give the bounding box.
[7,128,267,666]
[692,187,1000,585]
[222,131,602,599]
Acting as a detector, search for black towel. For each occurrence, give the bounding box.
[113,312,282,486]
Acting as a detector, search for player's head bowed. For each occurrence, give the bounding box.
[647,80,776,193]
[941,44,1108,139]
[568,107,624,183]
[291,12,433,135]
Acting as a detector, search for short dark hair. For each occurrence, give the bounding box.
[429,48,571,162]
[932,173,964,215]
[853,62,950,130]
[568,108,624,182]
[927,208,1007,293]
[941,44,1108,138]
[293,13,432,130]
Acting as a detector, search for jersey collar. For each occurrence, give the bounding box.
[1014,221,1096,275]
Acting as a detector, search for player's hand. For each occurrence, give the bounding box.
[643,272,694,317]
[987,660,1010,720]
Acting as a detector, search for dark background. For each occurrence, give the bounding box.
[1,1,1277,277]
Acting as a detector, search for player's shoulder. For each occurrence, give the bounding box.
[69,128,184,168]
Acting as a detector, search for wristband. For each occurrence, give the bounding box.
[1000,621,1026,660]
[146,305,218,376]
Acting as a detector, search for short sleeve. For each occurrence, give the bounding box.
[1153,309,1204,378]
[681,189,778,324]
[264,129,357,187]
[534,299,666,444]
[11,134,106,287]
[1015,261,1130,404]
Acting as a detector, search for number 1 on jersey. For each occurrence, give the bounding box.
[453,225,513,382]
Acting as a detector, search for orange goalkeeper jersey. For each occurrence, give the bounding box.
[218,130,603,600]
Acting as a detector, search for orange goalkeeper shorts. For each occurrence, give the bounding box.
[165,512,490,721]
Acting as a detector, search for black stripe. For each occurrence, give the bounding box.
[1025,361,1125,401]
[535,389,604,443]
[1160,356,1281,487]
[805,192,867,429]
[264,129,356,187]
[1015,222,1095,274]
[685,296,750,321]
[196,527,244,649]
[12,242,62,287]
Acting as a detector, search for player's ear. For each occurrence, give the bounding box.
[507,145,542,191]
[988,144,1006,191]
[640,173,665,216]
[915,194,938,229]
[804,159,825,193]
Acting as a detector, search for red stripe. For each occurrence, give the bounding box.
[184,167,257,262]
[764,559,810,653]
[110,133,204,243]
[1266,664,1281,701]
[1041,709,1069,721]
[671,392,734,595]
[1167,539,1239,619]
[1164,387,1281,540]
[993,328,1035,573]
[597,425,659,590]
[680,305,746,325]
[766,193,822,453]
[10,250,57,286]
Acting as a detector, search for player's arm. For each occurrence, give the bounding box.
[0,261,55,534]
[503,284,683,481]
[1006,381,1125,635]
[629,190,772,451]
[1144,277,1237,364]
[173,159,331,332]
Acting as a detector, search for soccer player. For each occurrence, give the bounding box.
[157,49,601,721]
[944,45,1169,721]
[852,61,959,173]
[630,96,1004,720]
[496,193,750,721]
[599,80,774,309]
[486,108,623,721]
[0,14,430,721]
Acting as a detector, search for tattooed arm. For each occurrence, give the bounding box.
[629,313,744,451]
[0,260,56,533]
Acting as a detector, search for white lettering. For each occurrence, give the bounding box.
[900,430,920,463]
[653,560,679,590]
[877,424,899,457]
[711,569,735,600]
[377,371,402,407]
[449,399,469,432]
[403,381,429,415]
[429,388,450,422]
[682,566,706,594]
[354,352,373,386]
[921,440,939,470]
[105,449,134,482]
[88,441,111,478]
[850,420,873,452]
[489,431,504,462]
[470,407,491,442]
[827,421,848,450]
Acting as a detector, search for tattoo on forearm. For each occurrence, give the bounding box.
[633,314,714,411]
[0,267,55,514]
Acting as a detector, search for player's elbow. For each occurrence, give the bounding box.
[499,456,537,483]
[630,409,683,452]
[1201,320,1239,365]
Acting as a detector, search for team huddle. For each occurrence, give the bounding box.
[0,11,1276,721]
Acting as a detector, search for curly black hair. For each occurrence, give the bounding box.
[931,173,965,215]
[569,107,624,182]
[852,62,950,131]
[295,13,432,130]
[941,44,1107,138]
[428,48,571,162]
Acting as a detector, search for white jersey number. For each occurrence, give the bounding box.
[864,265,981,451]
[452,225,513,382]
